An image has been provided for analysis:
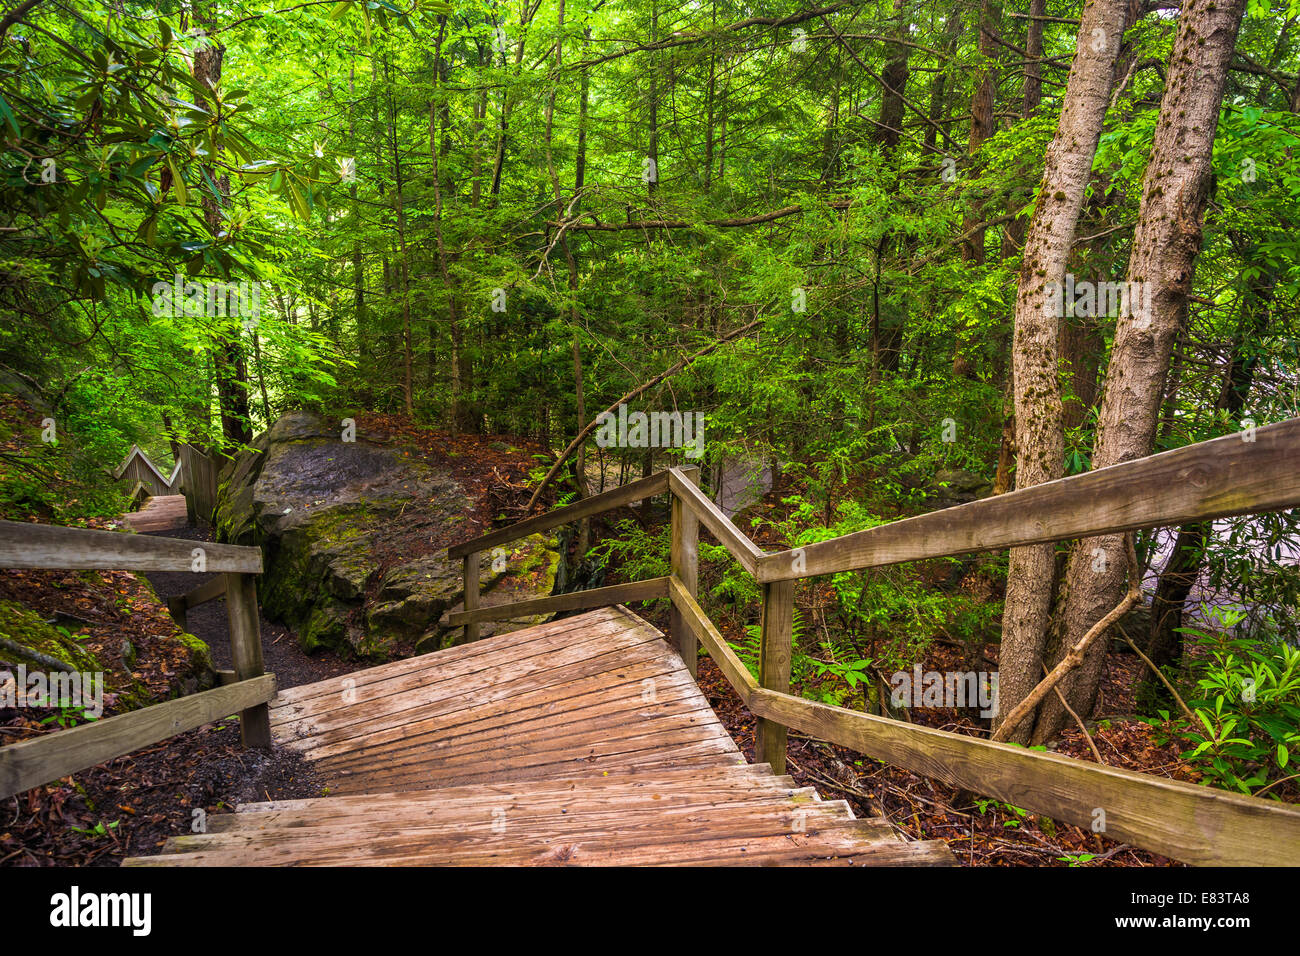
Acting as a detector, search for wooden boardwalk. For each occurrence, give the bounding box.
[123,494,189,533]
[126,607,953,866]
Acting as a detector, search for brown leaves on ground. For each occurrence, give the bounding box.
[0,722,324,866]
[633,597,1185,867]
[354,411,549,532]
[0,566,207,741]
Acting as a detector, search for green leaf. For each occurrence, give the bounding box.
[0,90,20,138]
[168,156,187,206]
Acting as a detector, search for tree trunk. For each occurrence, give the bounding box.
[191,2,250,448]
[383,57,414,418]
[962,0,1002,263]
[1034,0,1249,742]
[996,0,1131,741]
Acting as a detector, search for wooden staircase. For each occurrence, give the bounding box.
[125,607,953,866]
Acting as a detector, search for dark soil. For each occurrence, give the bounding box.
[139,524,357,689]
[628,562,1189,867]
[1,721,325,865]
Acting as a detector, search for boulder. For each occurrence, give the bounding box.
[927,468,992,507]
[216,411,560,659]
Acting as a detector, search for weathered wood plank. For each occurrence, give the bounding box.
[463,551,481,643]
[326,748,745,795]
[748,687,1300,866]
[669,469,700,676]
[667,576,757,703]
[178,444,218,526]
[225,573,272,748]
[0,520,262,573]
[130,805,907,867]
[448,471,670,559]
[273,616,642,724]
[324,708,730,782]
[123,494,189,533]
[334,731,743,794]
[164,791,849,856]
[753,581,794,775]
[303,651,697,763]
[444,576,670,627]
[233,763,783,813]
[273,607,630,708]
[667,467,765,575]
[274,619,664,742]
[166,574,227,629]
[0,675,276,799]
[758,417,1300,582]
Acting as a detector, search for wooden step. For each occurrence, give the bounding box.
[122,607,955,867]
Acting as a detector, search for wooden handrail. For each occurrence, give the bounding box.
[447,466,695,645]
[746,686,1300,866]
[667,577,756,703]
[0,518,272,789]
[166,575,228,631]
[667,467,765,575]
[448,469,673,559]
[0,675,276,800]
[0,520,262,574]
[439,421,1300,865]
[112,444,182,491]
[445,577,671,627]
[757,417,1300,583]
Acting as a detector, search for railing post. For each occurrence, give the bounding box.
[754,579,794,774]
[669,467,700,676]
[223,572,272,748]
[463,551,481,643]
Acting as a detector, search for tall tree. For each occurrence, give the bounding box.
[1033,0,1251,741]
[996,0,1132,740]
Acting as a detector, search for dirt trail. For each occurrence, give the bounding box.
[141,525,360,689]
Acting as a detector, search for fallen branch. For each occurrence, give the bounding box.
[992,534,1141,743]
[525,319,763,512]
[1118,623,1196,725]
[1046,660,1102,763]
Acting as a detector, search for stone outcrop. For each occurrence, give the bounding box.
[215,412,559,658]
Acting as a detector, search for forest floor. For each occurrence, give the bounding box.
[625,576,1192,867]
[0,525,350,866]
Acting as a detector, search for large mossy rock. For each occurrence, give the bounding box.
[216,411,559,659]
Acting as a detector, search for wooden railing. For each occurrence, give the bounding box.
[447,418,1300,866]
[113,444,182,498]
[113,443,219,525]
[0,520,273,799]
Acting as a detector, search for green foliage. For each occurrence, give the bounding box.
[1147,607,1300,797]
[586,519,670,586]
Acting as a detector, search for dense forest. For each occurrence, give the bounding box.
[1,0,1299,869]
